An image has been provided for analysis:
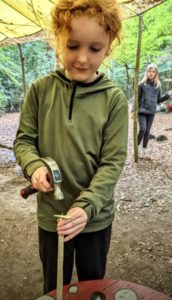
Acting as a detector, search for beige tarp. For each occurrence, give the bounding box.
[0,0,166,45]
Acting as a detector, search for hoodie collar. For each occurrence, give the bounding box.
[55,69,104,87]
[51,69,114,121]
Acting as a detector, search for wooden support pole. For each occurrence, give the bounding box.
[17,43,26,101]
[133,14,143,162]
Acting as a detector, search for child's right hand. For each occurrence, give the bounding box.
[31,166,54,193]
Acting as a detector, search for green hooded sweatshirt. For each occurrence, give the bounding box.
[13,69,128,233]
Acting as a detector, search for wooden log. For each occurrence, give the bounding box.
[0,143,13,150]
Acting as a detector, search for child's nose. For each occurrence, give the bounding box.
[77,50,88,63]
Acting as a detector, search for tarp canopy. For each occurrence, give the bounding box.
[0,0,167,45]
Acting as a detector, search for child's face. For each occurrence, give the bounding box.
[147,68,157,80]
[59,15,110,83]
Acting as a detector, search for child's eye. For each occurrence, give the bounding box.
[67,45,78,50]
[90,47,101,52]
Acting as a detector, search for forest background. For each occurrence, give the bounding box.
[0,2,172,299]
[0,0,172,112]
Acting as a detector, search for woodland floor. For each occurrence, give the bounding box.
[0,111,172,300]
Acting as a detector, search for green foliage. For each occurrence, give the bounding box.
[0,1,172,107]
[100,60,134,97]
[23,41,55,87]
[0,41,55,111]
[115,0,172,66]
[0,46,22,111]
[105,0,172,98]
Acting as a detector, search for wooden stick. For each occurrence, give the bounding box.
[57,234,64,300]
[55,214,71,300]
[0,143,13,150]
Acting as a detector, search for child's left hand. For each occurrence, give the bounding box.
[57,207,88,242]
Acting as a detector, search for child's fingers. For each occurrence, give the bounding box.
[58,216,86,231]
[64,227,84,242]
[32,167,53,192]
[57,208,87,228]
[58,221,87,241]
[57,207,88,238]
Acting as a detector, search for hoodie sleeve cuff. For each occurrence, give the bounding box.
[24,160,46,180]
[71,201,93,220]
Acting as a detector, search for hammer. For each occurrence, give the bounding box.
[21,158,67,299]
[20,157,63,200]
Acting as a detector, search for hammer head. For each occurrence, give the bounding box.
[54,184,64,200]
[41,157,64,200]
[20,157,64,200]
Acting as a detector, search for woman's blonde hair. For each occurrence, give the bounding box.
[51,0,122,54]
[141,63,161,87]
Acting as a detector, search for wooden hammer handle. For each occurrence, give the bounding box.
[20,184,37,199]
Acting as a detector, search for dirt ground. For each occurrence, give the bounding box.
[0,111,172,300]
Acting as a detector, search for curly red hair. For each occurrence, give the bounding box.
[51,0,122,52]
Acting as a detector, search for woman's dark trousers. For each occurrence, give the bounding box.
[138,113,155,148]
[38,224,112,294]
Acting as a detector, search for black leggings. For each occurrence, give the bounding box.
[138,113,155,148]
[38,224,112,294]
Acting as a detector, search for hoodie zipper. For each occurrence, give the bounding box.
[68,81,77,121]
